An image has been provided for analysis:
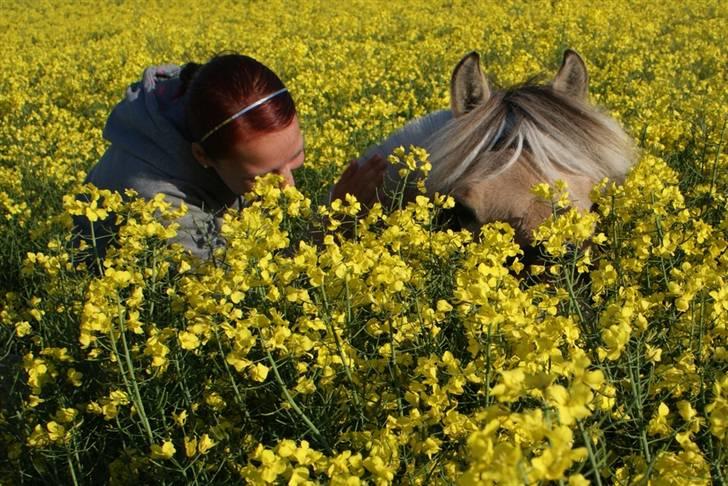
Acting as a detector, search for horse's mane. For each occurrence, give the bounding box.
[425,80,637,195]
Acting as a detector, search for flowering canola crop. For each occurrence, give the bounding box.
[1,0,727,484]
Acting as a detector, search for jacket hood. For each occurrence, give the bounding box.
[102,63,238,208]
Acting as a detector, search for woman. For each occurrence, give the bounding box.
[73,53,450,262]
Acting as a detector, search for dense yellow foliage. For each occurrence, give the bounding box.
[1,0,727,484]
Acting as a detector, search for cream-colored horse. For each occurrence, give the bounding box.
[383,49,636,252]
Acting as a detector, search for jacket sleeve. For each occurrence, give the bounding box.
[162,196,227,262]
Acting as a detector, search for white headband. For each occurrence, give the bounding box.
[198,87,289,143]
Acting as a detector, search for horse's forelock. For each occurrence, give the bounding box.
[427,83,636,197]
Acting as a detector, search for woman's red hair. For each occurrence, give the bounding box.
[178,53,296,159]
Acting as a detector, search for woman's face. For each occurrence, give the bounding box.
[198,116,306,196]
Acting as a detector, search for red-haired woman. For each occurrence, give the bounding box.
[73,53,399,262]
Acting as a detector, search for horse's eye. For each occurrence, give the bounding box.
[454,200,477,229]
[435,200,478,231]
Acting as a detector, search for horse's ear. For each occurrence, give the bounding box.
[451,51,491,117]
[552,49,588,99]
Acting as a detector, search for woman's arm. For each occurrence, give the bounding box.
[329,109,453,205]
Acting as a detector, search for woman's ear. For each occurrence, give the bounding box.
[191,143,214,169]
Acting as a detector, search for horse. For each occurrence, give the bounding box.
[379,49,637,262]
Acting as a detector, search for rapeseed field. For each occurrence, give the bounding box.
[1,0,726,483]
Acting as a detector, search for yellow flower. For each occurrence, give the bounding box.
[277,439,297,458]
[197,434,217,455]
[417,436,441,459]
[184,436,197,458]
[647,402,672,437]
[54,408,78,424]
[15,321,31,337]
[173,410,188,427]
[249,362,270,382]
[46,421,67,443]
[66,368,83,387]
[436,299,453,313]
[530,426,587,481]
[22,353,53,394]
[706,376,728,441]
[27,425,49,448]
[84,205,108,223]
[205,392,226,411]
[491,368,526,402]
[546,384,593,426]
[150,440,176,460]
[178,330,200,350]
[108,390,129,406]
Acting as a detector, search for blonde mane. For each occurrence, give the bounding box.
[426,82,636,196]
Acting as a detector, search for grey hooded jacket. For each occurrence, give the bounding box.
[72,63,245,263]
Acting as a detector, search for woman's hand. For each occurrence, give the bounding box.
[330,154,387,206]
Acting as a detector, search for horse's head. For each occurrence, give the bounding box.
[427,49,637,250]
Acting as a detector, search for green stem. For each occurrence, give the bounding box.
[211,321,254,425]
[578,420,603,486]
[116,296,154,443]
[66,454,79,486]
[265,349,329,451]
[107,314,146,440]
[320,280,365,421]
[88,222,105,276]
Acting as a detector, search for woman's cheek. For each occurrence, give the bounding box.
[223,169,254,195]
